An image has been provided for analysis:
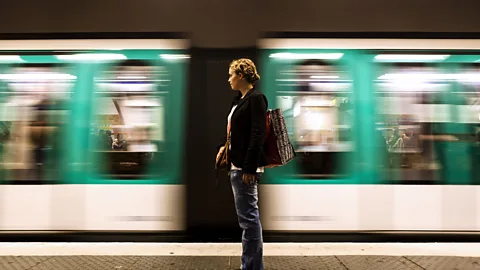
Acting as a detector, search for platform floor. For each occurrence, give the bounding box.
[2,255,480,270]
[2,243,480,270]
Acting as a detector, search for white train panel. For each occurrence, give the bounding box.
[0,184,478,232]
[260,185,359,231]
[357,185,394,230]
[0,39,189,50]
[84,185,185,231]
[51,185,86,231]
[260,185,480,232]
[441,186,477,231]
[393,186,442,230]
[1,185,53,230]
[258,38,480,50]
[477,187,480,231]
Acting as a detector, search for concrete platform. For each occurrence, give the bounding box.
[1,255,480,270]
[2,243,480,269]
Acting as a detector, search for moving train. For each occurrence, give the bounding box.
[0,39,188,231]
[0,35,479,236]
[258,38,480,232]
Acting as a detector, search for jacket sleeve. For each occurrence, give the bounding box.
[242,94,268,174]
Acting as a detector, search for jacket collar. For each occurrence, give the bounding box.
[233,87,256,108]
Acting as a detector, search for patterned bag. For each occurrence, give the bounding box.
[264,108,296,167]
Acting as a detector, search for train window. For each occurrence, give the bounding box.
[89,61,167,179]
[276,59,353,178]
[374,63,451,183]
[0,65,73,183]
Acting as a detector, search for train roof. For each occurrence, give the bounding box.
[259,38,480,50]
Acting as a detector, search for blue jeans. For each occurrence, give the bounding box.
[230,170,264,270]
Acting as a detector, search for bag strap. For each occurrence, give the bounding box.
[215,133,231,187]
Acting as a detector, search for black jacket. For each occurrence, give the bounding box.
[222,88,268,174]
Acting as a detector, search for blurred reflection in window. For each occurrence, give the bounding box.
[0,66,73,183]
[276,60,353,178]
[455,63,480,184]
[375,63,452,183]
[91,61,167,179]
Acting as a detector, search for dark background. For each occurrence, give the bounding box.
[0,0,479,48]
